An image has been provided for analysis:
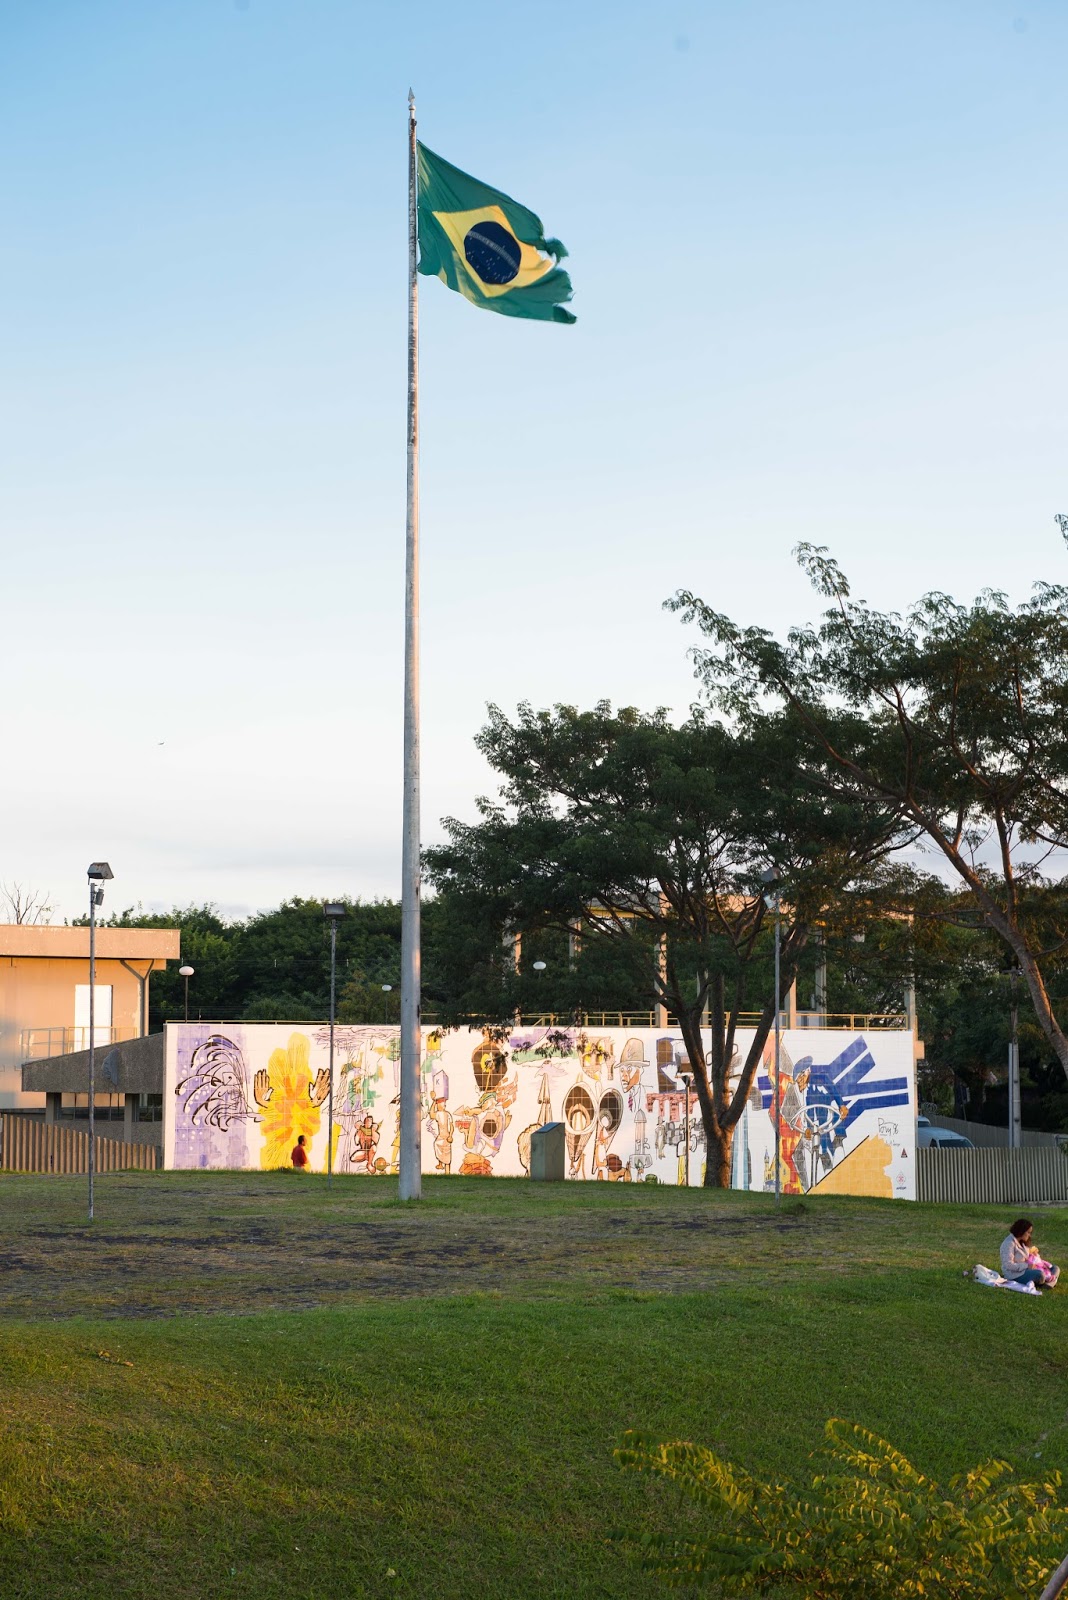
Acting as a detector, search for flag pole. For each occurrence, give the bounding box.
[399,88,422,1200]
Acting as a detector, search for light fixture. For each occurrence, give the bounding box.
[85,860,114,1224]
[533,960,547,972]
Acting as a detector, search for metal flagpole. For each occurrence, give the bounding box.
[88,880,97,1222]
[399,89,422,1200]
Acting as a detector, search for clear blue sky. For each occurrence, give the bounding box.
[2,0,1065,922]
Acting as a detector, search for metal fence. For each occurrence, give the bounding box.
[925,1114,1066,1150]
[500,1010,910,1031]
[0,1115,160,1174]
[19,1025,137,1061]
[917,1146,1068,1206]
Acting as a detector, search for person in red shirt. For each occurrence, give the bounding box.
[291,1134,310,1170]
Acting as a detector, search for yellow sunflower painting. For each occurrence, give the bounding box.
[253,1032,330,1169]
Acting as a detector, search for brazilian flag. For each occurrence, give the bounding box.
[417,143,575,325]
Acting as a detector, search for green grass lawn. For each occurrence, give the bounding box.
[1,1172,1066,1598]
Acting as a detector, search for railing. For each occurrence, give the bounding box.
[0,1115,160,1174]
[504,1011,911,1032]
[917,1146,1068,1206]
[19,1026,138,1061]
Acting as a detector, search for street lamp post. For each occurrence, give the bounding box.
[178,965,194,1022]
[1009,965,1021,1151]
[323,903,347,1179]
[86,862,113,1222]
[680,1070,692,1187]
[761,867,783,1208]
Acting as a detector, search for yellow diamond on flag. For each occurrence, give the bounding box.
[431,205,556,300]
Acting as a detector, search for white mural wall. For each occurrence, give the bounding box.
[163,1022,916,1198]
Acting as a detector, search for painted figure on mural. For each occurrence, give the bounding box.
[354,1113,381,1174]
[579,1034,615,1085]
[455,1078,517,1175]
[797,1058,848,1182]
[618,1037,647,1109]
[175,1034,260,1130]
[592,1088,623,1179]
[427,1097,455,1173]
[252,1032,329,1170]
[564,1081,596,1178]
[517,1072,552,1174]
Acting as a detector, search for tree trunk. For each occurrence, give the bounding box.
[704,1120,733,1188]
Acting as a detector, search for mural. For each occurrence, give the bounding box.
[164,1023,916,1198]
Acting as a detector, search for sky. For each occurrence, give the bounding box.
[1,0,1066,924]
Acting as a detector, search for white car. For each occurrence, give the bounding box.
[916,1116,974,1150]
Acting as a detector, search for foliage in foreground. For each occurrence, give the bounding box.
[615,1418,1068,1597]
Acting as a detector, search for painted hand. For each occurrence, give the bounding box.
[309,1068,330,1107]
[253,1068,273,1107]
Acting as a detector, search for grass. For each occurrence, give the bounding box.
[2,1172,1068,1597]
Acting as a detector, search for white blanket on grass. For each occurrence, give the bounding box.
[972,1263,1041,1294]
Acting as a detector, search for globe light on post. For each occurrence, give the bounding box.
[86,861,114,1224]
[178,965,194,1023]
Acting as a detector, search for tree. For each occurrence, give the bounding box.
[672,544,1068,1085]
[0,882,54,925]
[426,701,905,1186]
[614,1420,1068,1597]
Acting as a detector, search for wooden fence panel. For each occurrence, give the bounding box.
[918,1146,1068,1206]
[0,1116,159,1174]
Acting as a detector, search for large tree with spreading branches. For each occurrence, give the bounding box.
[426,701,906,1185]
[672,542,1068,1084]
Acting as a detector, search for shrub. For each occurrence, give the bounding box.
[614,1419,1068,1597]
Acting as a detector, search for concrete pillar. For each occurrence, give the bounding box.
[786,980,797,1030]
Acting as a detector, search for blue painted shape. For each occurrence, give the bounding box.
[756,1036,910,1120]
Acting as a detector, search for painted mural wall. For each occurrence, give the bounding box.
[163,1022,916,1198]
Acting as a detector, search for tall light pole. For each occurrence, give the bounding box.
[178,965,194,1022]
[323,903,347,1179]
[1009,964,1021,1151]
[680,1070,692,1188]
[86,861,113,1222]
[761,867,783,1208]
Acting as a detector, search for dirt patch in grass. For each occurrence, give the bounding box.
[0,1169,874,1320]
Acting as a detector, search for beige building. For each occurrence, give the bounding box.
[0,925,180,1110]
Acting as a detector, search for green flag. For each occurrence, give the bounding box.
[417,142,575,325]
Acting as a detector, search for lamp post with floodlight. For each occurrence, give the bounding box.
[323,903,347,1178]
[86,862,113,1222]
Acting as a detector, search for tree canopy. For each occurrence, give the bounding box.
[426,700,908,1185]
[671,542,1068,1083]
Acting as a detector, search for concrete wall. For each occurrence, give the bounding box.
[163,1021,917,1198]
[0,926,178,1110]
[22,1032,165,1147]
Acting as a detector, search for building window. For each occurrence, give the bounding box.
[58,1093,125,1122]
[136,1094,163,1123]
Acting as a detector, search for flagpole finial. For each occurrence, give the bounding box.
[408,87,415,114]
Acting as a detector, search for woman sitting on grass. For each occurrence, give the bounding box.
[1000,1218,1059,1289]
